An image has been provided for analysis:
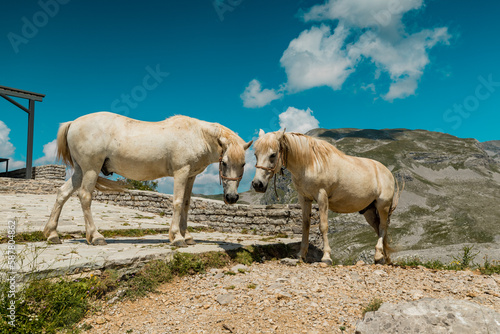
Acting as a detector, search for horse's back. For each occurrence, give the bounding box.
[64,112,214,179]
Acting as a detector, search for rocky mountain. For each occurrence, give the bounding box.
[259,129,500,264]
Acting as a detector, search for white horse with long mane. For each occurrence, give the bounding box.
[252,129,401,265]
[43,112,252,247]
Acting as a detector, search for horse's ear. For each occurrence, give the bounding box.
[218,137,229,150]
[259,129,265,137]
[243,140,253,150]
[277,128,286,140]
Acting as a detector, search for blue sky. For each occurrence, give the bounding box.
[1,0,499,194]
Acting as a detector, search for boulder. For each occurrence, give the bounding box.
[355,298,500,334]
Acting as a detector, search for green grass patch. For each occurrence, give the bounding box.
[0,231,72,244]
[362,298,383,316]
[395,245,500,273]
[133,214,155,220]
[0,228,170,244]
[101,228,167,239]
[0,271,116,333]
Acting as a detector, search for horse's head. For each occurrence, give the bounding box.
[218,137,253,204]
[252,129,285,193]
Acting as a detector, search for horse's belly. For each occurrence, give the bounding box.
[108,158,171,181]
[328,195,375,214]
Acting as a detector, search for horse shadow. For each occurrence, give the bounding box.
[68,237,249,251]
[67,238,324,262]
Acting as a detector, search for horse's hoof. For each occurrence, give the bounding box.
[47,236,62,244]
[321,258,333,266]
[185,238,196,246]
[374,257,386,265]
[92,238,107,246]
[171,239,188,248]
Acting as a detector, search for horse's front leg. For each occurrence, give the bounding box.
[298,194,312,262]
[169,167,190,247]
[180,176,196,245]
[317,189,332,265]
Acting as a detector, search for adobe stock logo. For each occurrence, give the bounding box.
[110,65,169,116]
[7,0,71,54]
[213,0,244,22]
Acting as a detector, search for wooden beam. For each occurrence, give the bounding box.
[0,85,44,102]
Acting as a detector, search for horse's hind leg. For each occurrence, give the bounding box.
[318,189,332,265]
[180,176,196,245]
[78,169,106,245]
[298,194,312,262]
[44,165,82,244]
[375,201,392,264]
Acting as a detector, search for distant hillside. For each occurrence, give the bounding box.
[260,129,500,263]
[482,140,500,164]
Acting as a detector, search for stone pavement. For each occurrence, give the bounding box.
[0,194,300,279]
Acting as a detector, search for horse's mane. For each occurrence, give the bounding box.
[164,115,244,160]
[217,124,246,161]
[282,132,344,169]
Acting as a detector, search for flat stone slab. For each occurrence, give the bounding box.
[1,193,172,234]
[1,232,297,279]
[0,193,300,279]
[355,298,500,334]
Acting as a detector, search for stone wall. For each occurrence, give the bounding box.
[0,165,66,194]
[93,190,319,236]
[0,177,65,194]
[0,164,66,181]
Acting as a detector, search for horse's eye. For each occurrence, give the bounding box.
[270,153,277,159]
[222,161,227,167]
[241,163,245,168]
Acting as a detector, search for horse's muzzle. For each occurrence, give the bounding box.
[252,180,267,193]
[225,193,239,204]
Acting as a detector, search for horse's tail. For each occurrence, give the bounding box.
[95,177,126,192]
[56,122,74,167]
[389,176,405,217]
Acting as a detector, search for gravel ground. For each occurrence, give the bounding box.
[82,261,500,334]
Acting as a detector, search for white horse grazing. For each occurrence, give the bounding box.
[43,112,252,247]
[252,129,401,264]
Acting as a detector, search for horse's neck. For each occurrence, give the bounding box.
[282,135,305,177]
[283,147,303,177]
[204,124,226,162]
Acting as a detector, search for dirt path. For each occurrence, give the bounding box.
[82,261,500,334]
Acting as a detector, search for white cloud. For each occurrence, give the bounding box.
[352,27,451,101]
[248,0,450,102]
[361,83,376,93]
[303,0,423,32]
[241,79,283,108]
[280,24,357,92]
[0,120,24,170]
[34,139,58,165]
[0,120,15,157]
[279,107,320,134]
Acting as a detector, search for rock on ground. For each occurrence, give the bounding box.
[355,298,500,334]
